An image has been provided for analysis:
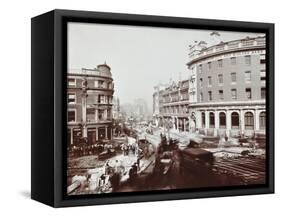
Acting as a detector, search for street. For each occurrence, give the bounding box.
[67,126,266,195]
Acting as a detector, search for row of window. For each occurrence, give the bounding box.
[67,93,112,104]
[201,111,266,130]
[68,78,113,89]
[199,70,266,87]
[98,95,112,104]
[68,109,112,122]
[161,92,189,103]
[198,54,265,72]
[200,87,266,101]
[87,108,112,122]
[160,106,188,115]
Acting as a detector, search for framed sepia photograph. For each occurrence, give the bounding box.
[31,9,274,207]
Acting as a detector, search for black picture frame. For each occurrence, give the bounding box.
[31,9,274,207]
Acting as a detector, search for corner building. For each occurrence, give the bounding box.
[187,36,266,137]
[67,63,114,146]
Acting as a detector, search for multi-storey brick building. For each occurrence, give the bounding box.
[153,80,190,132]
[67,63,114,146]
[153,34,266,138]
[187,35,266,137]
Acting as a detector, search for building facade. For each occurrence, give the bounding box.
[153,35,266,138]
[153,80,190,132]
[187,35,266,137]
[67,63,114,146]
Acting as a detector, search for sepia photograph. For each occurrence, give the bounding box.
[66,22,267,195]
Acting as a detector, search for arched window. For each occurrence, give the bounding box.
[219,112,226,128]
[259,112,266,129]
[202,112,205,128]
[209,112,215,128]
[245,112,254,130]
[231,112,239,129]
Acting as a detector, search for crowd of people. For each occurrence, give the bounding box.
[94,148,142,193]
[68,139,146,158]
[120,142,139,156]
[68,142,115,158]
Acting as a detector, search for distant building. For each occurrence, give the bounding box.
[120,103,135,119]
[112,97,120,120]
[187,34,266,137]
[153,80,189,131]
[120,99,150,122]
[67,63,114,146]
[134,98,149,121]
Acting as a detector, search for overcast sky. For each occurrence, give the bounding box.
[68,22,260,110]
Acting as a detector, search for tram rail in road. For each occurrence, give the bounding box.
[213,157,266,184]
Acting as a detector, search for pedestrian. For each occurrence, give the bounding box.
[136,158,140,171]
[129,164,137,181]
[129,167,134,182]
[99,174,106,187]
[120,143,124,155]
[133,163,138,174]
[86,173,91,183]
[109,173,120,192]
